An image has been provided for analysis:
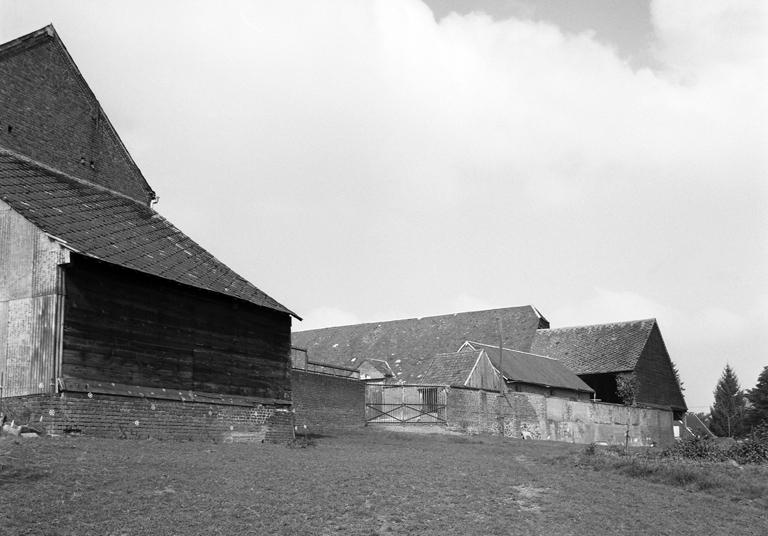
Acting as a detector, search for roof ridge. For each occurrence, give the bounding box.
[293,305,537,333]
[433,349,482,357]
[538,318,656,332]
[0,25,53,60]
[466,340,560,361]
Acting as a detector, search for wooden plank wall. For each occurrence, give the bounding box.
[635,324,687,413]
[61,256,292,400]
[466,350,502,391]
[0,200,65,396]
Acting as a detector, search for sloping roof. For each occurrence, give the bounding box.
[466,342,594,392]
[292,306,547,380]
[0,25,156,205]
[529,319,655,375]
[418,350,484,386]
[360,359,395,378]
[0,149,297,317]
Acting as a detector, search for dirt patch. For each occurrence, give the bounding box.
[510,484,548,512]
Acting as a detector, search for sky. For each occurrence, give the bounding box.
[1,0,766,410]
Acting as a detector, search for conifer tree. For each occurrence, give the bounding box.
[671,360,684,392]
[745,366,768,429]
[709,364,746,437]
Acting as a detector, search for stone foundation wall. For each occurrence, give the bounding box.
[446,388,674,446]
[0,392,294,443]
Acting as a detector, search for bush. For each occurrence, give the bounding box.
[662,436,725,462]
[662,425,768,465]
[728,441,768,465]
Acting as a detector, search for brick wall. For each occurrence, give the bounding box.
[1,393,294,443]
[291,370,365,433]
[0,35,153,204]
[446,388,674,446]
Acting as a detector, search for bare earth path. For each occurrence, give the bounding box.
[1,431,766,535]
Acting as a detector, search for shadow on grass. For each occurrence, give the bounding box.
[0,466,50,486]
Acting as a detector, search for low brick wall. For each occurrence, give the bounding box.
[291,370,365,433]
[446,388,674,446]
[1,393,294,443]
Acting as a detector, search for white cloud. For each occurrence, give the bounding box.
[1,0,765,409]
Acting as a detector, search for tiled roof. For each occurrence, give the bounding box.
[465,342,594,392]
[292,306,548,380]
[529,319,655,374]
[0,150,296,317]
[361,359,395,378]
[418,350,484,386]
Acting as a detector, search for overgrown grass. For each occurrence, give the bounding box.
[1,431,766,535]
[577,441,768,508]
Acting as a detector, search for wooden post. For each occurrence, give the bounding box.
[497,318,506,395]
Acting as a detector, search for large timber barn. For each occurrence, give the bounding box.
[0,26,299,441]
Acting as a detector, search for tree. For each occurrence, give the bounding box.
[709,364,747,438]
[671,360,685,392]
[616,372,639,406]
[745,366,768,429]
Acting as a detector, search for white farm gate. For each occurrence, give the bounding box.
[365,384,447,424]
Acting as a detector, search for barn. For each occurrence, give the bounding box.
[530,319,687,418]
[0,26,298,441]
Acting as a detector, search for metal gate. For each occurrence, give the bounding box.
[365,384,447,424]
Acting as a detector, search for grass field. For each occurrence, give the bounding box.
[1,430,767,535]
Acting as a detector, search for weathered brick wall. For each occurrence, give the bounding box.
[446,389,674,446]
[291,370,365,433]
[1,393,294,443]
[0,35,153,204]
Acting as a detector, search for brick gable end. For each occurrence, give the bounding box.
[0,34,154,204]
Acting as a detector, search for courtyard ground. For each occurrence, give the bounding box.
[1,429,766,535]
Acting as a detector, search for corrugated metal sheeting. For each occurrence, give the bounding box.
[0,200,66,397]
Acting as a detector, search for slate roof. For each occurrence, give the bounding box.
[292,306,548,380]
[465,342,594,392]
[417,350,484,386]
[0,149,297,317]
[529,319,656,375]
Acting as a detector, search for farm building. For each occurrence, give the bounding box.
[0,26,299,441]
[530,319,687,418]
[458,341,593,400]
[294,307,686,445]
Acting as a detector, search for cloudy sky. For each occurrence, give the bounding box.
[1,0,766,410]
